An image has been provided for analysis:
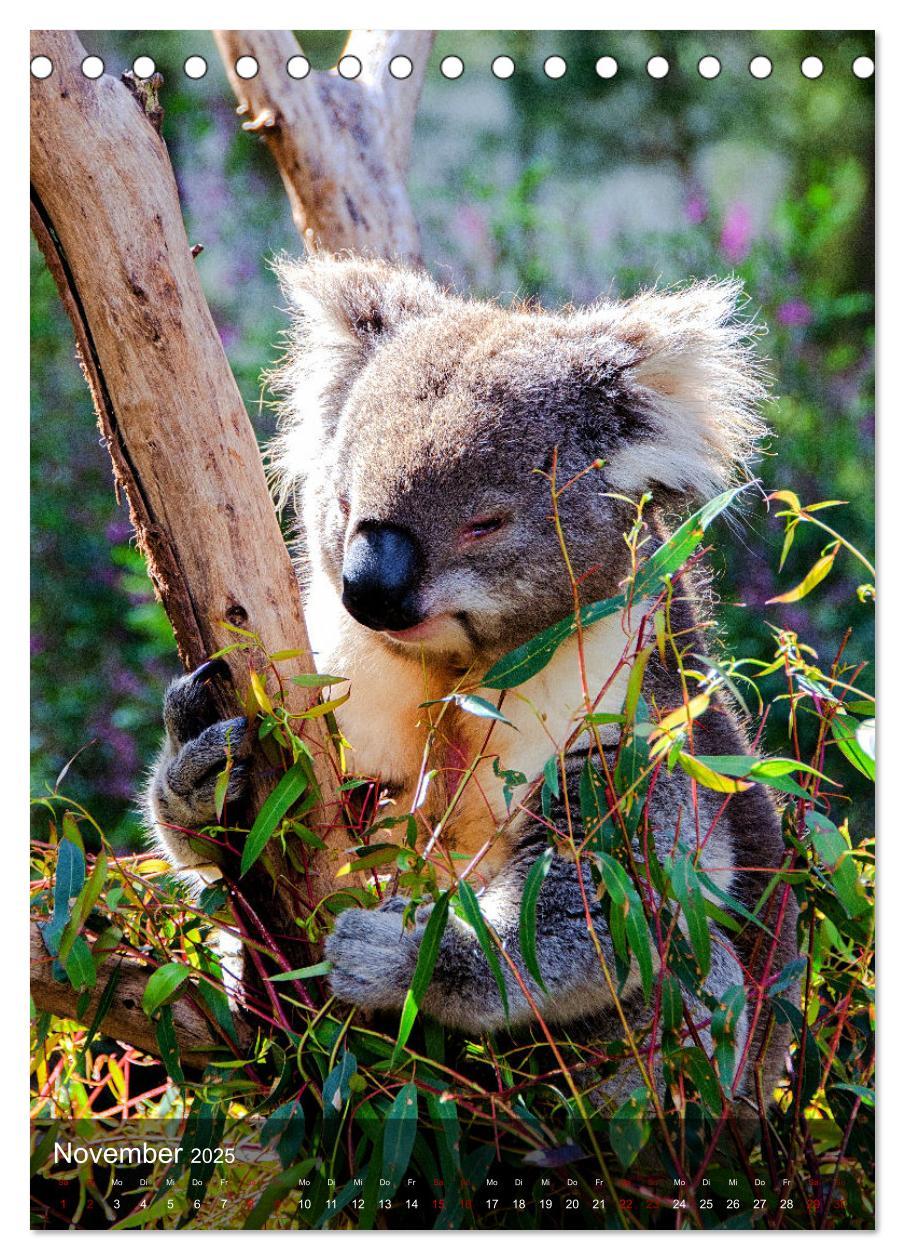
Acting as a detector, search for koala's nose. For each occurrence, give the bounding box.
[342,523,424,631]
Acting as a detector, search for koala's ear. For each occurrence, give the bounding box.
[276,253,447,354]
[268,255,448,498]
[593,280,769,502]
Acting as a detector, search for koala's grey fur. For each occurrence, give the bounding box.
[147,255,799,1108]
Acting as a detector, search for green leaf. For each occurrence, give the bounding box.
[76,962,123,1067]
[154,1004,184,1085]
[51,838,86,935]
[261,1100,306,1169]
[243,1159,316,1229]
[142,961,191,1016]
[542,755,561,799]
[62,935,97,992]
[240,760,312,876]
[454,880,509,1021]
[609,1085,652,1168]
[395,892,451,1057]
[323,1050,357,1113]
[669,853,711,977]
[438,692,515,727]
[336,844,405,876]
[623,645,652,725]
[197,978,238,1042]
[213,764,230,820]
[676,751,754,794]
[112,1194,186,1230]
[58,852,108,965]
[298,695,350,719]
[710,983,746,1090]
[381,1083,419,1195]
[767,957,808,997]
[579,757,612,850]
[677,1046,724,1114]
[289,673,346,687]
[269,960,333,982]
[806,811,871,920]
[659,972,684,1033]
[518,849,554,991]
[831,714,876,782]
[830,1083,875,1107]
[593,853,653,1001]
[766,545,838,604]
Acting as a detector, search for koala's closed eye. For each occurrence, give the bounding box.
[457,513,509,544]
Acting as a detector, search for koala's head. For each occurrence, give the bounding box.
[271,255,766,667]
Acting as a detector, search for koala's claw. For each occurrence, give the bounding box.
[324,907,423,1012]
[162,661,233,745]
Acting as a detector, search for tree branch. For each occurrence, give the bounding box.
[30,923,252,1070]
[213,29,433,259]
[339,30,435,171]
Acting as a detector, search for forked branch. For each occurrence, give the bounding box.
[213,29,433,259]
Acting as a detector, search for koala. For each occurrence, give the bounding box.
[147,255,798,1105]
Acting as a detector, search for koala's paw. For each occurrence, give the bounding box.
[324,908,426,1012]
[155,717,250,826]
[150,660,250,833]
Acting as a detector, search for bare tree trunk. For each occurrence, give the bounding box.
[213,30,433,260]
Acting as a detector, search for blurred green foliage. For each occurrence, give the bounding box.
[31,30,873,846]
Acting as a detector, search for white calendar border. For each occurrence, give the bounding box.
[7,6,896,1248]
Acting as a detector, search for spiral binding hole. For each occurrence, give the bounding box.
[440,56,464,80]
[132,56,156,80]
[544,56,567,79]
[749,56,773,79]
[287,55,311,80]
[801,56,824,79]
[698,56,720,80]
[337,54,361,80]
[234,56,259,81]
[647,56,669,79]
[183,55,207,80]
[81,56,104,80]
[595,56,618,79]
[492,56,515,79]
[389,55,413,80]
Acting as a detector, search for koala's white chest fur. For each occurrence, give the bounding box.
[303,567,644,882]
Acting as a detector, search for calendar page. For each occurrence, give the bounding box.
[29,28,875,1230]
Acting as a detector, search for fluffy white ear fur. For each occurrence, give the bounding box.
[267,254,447,504]
[598,280,769,501]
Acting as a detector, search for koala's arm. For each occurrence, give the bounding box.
[325,763,747,1042]
[325,839,626,1033]
[145,660,249,888]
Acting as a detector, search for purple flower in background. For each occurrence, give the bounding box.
[719,201,753,265]
[685,192,708,225]
[106,518,133,545]
[777,298,813,328]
